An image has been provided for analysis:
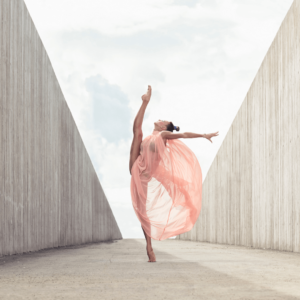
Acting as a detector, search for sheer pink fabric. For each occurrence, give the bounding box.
[130,131,202,240]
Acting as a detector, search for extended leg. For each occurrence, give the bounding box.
[129,85,152,173]
[129,85,156,262]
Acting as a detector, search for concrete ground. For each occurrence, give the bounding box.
[0,239,300,300]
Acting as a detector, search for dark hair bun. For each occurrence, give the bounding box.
[166,122,180,132]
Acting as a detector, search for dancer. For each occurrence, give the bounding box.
[129,85,219,262]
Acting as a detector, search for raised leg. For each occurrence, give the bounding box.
[129,85,156,262]
[129,85,152,173]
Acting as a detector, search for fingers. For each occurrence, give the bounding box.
[206,132,219,143]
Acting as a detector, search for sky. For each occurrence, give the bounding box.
[24,0,294,238]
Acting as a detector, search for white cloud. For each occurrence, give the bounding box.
[24,0,294,238]
[85,74,132,142]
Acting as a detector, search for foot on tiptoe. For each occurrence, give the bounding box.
[148,250,156,262]
[147,246,156,263]
[141,85,152,103]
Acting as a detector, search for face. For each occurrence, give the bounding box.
[154,119,170,130]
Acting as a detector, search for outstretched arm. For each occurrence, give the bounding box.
[132,85,152,135]
[161,131,219,143]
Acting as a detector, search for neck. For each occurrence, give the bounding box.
[154,124,166,132]
[154,128,162,132]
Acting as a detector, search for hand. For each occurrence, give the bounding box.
[141,85,152,103]
[205,131,219,143]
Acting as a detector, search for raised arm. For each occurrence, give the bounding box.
[161,131,219,143]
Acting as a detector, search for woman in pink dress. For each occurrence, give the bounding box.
[129,85,219,262]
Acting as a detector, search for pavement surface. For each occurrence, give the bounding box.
[0,239,300,300]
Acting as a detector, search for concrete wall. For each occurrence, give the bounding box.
[0,0,122,257]
[178,0,300,253]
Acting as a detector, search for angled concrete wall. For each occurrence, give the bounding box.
[0,0,122,257]
[178,0,300,253]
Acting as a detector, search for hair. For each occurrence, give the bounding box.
[166,122,180,132]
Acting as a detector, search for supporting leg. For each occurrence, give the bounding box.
[129,85,156,262]
[142,226,156,262]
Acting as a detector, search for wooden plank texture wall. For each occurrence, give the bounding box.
[0,0,122,257]
[178,0,300,253]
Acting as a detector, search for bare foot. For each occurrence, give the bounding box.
[146,246,156,263]
[141,85,152,103]
[148,250,156,262]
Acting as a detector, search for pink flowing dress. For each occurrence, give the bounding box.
[130,131,202,240]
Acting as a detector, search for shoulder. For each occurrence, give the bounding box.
[160,131,169,139]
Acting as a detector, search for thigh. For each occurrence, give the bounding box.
[129,130,143,174]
